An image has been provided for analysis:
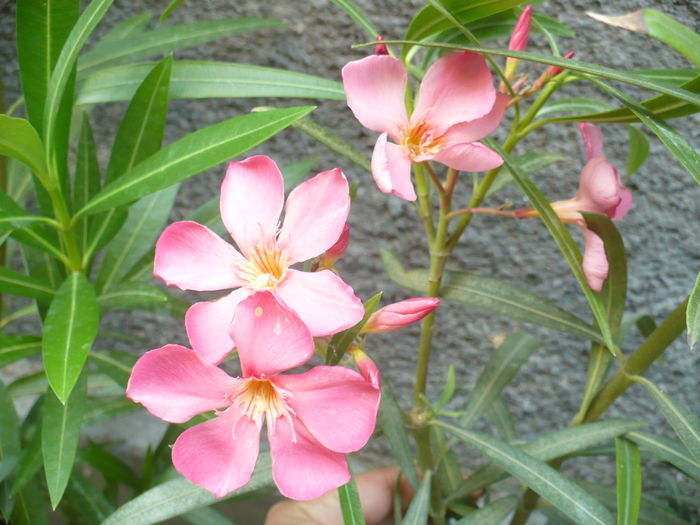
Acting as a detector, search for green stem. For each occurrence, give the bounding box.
[414,163,436,243]
[45,158,82,273]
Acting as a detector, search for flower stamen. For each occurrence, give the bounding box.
[231,378,296,439]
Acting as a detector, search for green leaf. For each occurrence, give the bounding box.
[586,77,700,186]
[461,332,540,428]
[0,267,54,303]
[282,157,320,192]
[9,479,48,525]
[437,422,614,525]
[101,453,273,525]
[338,473,366,525]
[80,440,139,488]
[77,106,315,217]
[327,292,382,365]
[451,419,646,500]
[402,470,431,525]
[378,380,420,489]
[626,430,700,483]
[454,495,519,525]
[615,437,641,525]
[0,116,48,181]
[329,0,377,37]
[42,372,86,508]
[487,151,565,198]
[687,271,700,350]
[182,507,235,525]
[98,12,153,45]
[89,350,138,389]
[16,0,79,134]
[79,18,286,73]
[77,61,345,105]
[0,336,41,368]
[486,140,616,353]
[626,125,649,177]
[97,282,168,311]
[636,377,700,464]
[292,116,371,172]
[574,344,613,424]
[73,113,101,256]
[538,97,615,118]
[96,186,178,292]
[0,380,20,461]
[10,429,42,497]
[0,456,18,485]
[42,273,100,403]
[43,0,114,148]
[63,469,114,524]
[159,0,186,23]
[381,249,602,342]
[488,396,517,443]
[403,0,526,59]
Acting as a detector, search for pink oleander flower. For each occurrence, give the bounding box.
[127,292,380,500]
[516,123,632,291]
[154,155,364,364]
[362,297,440,333]
[504,6,532,80]
[342,51,508,201]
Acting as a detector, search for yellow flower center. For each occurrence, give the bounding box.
[231,378,295,436]
[399,120,446,161]
[237,238,288,290]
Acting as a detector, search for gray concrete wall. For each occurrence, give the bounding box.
[2,0,699,483]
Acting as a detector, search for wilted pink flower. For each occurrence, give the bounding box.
[127,293,380,500]
[342,51,508,201]
[504,6,532,80]
[374,35,388,56]
[362,297,440,333]
[154,155,364,364]
[515,123,632,291]
[314,223,350,270]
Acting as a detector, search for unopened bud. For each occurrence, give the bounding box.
[315,223,350,270]
[362,297,440,334]
[534,51,575,90]
[352,348,380,389]
[503,6,532,84]
[374,35,388,56]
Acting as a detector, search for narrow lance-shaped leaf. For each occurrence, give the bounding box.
[76,106,315,218]
[454,496,519,525]
[485,139,616,353]
[159,0,185,24]
[338,472,366,525]
[327,292,382,365]
[97,282,168,312]
[72,113,101,257]
[436,421,615,525]
[381,249,602,342]
[625,430,700,483]
[63,469,115,524]
[0,267,55,303]
[0,116,48,181]
[0,336,42,368]
[98,11,153,45]
[615,437,641,525]
[42,373,87,509]
[626,125,649,177]
[42,273,100,403]
[461,332,540,428]
[687,271,700,350]
[329,0,377,38]
[401,470,431,525]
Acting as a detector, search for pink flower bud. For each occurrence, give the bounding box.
[315,223,350,270]
[362,297,440,334]
[547,50,575,79]
[509,6,532,52]
[352,348,381,389]
[374,35,388,56]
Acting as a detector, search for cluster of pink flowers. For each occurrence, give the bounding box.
[127,155,439,500]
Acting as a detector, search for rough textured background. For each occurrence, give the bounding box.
[1,0,699,514]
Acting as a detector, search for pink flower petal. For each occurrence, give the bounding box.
[269,417,350,500]
[230,292,314,378]
[274,365,379,453]
[578,157,621,215]
[172,407,261,498]
[154,221,246,291]
[277,169,350,264]
[579,122,603,160]
[275,269,364,337]
[371,133,416,201]
[126,345,237,423]
[186,288,252,365]
[433,141,503,172]
[220,156,284,255]
[611,183,633,221]
[413,52,496,128]
[363,297,440,333]
[342,55,409,138]
[582,228,608,292]
[442,93,509,144]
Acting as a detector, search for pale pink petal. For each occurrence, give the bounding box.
[371,133,416,201]
[413,52,496,128]
[582,228,608,292]
[611,183,633,221]
[352,349,381,389]
[230,292,314,378]
[274,366,379,453]
[275,269,364,337]
[172,407,261,498]
[154,221,245,291]
[277,169,350,264]
[220,156,284,254]
[269,417,350,500]
[342,55,409,138]
[579,122,603,160]
[441,93,509,144]
[126,345,237,423]
[433,141,503,172]
[185,288,252,365]
[578,157,621,215]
